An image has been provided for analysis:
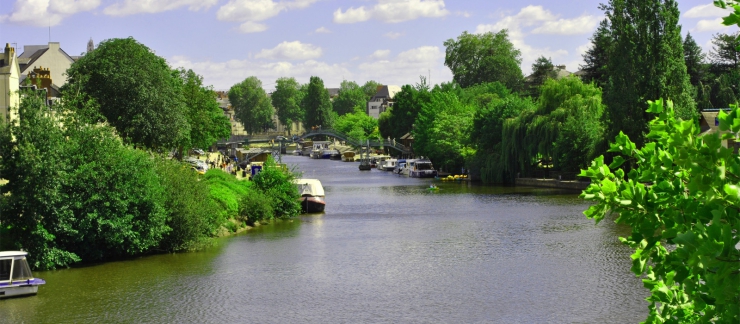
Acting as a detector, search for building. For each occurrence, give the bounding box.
[0,43,20,123]
[524,65,573,83]
[699,108,739,152]
[18,42,75,88]
[367,85,401,119]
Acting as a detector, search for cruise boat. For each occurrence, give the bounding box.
[294,179,326,213]
[409,159,438,178]
[400,159,417,176]
[381,158,398,171]
[393,159,406,174]
[310,141,331,159]
[0,251,46,298]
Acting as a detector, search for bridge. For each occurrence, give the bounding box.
[299,128,412,155]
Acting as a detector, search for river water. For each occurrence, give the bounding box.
[1,155,648,323]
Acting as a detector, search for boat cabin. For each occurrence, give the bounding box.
[0,251,45,298]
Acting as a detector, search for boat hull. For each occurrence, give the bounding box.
[410,170,438,178]
[300,196,325,213]
[0,279,45,299]
[359,163,372,171]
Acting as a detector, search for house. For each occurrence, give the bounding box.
[18,42,75,88]
[524,65,573,84]
[0,43,20,123]
[367,85,401,119]
[699,108,739,152]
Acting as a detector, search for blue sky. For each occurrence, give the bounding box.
[0,0,735,91]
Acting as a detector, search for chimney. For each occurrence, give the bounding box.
[3,43,14,66]
[48,42,60,52]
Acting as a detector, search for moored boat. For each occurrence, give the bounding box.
[341,151,356,162]
[294,178,326,213]
[0,251,46,298]
[409,159,438,178]
[381,158,397,171]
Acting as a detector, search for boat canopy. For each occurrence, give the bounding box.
[293,179,325,197]
[0,251,34,282]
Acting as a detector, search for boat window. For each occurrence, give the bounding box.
[11,257,33,281]
[0,259,11,281]
[417,163,432,170]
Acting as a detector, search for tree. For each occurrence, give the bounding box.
[175,69,231,150]
[65,37,189,149]
[333,80,368,116]
[580,99,739,323]
[580,19,612,88]
[229,76,274,135]
[709,32,740,74]
[602,0,696,148]
[302,76,333,129]
[528,56,557,97]
[333,110,379,140]
[444,30,523,89]
[378,83,430,140]
[684,32,706,87]
[413,91,475,172]
[362,80,381,99]
[271,77,304,135]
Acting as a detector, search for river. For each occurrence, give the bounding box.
[1,155,648,323]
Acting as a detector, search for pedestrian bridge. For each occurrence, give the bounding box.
[299,128,412,155]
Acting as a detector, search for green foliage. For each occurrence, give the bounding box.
[378,84,431,140]
[333,80,368,116]
[580,99,739,323]
[153,158,221,252]
[302,76,334,129]
[238,190,274,225]
[502,77,605,176]
[271,77,304,134]
[528,56,557,97]
[333,110,378,140]
[580,19,612,88]
[65,37,189,149]
[362,80,381,100]
[203,168,253,221]
[444,30,523,90]
[251,157,301,219]
[684,33,707,88]
[413,91,475,172]
[174,69,231,150]
[602,0,696,147]
[229,76,275,135]
[709,32,740,74]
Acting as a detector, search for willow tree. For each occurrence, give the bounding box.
[602,0,695,147]
[502,77,605,175]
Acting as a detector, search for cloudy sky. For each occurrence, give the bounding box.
[0,0,735,91]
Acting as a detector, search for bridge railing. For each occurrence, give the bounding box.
[301,128,411,154]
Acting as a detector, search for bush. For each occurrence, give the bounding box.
[251,157,301,219]
[238,190,274,225]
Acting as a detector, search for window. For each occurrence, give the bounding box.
[11,258,33,281]
[0,259,11,281]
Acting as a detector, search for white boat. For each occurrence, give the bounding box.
[409,159,438,178]
[400,159,417,176]
[293,178,326,213]
[310,141,331,159]
[381,158,397,171]
[0,251,46,298]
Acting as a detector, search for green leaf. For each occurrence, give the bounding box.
[609,156,626,169]
[601,178,617,194]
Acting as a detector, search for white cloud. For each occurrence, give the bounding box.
[255,41,323,60]
[217,0,319,33]
[333,0,449,24]
[684,4,727,18]
[315,26,331,33]
[169,55,352,91]
[1,0,100,26]
[456,11,471,18]
[475,6,598,74]
[239,21,268,33]
[357,46,451,85]
[370,49,391,59]
[532,14,601,35]
[694,18,732,32]
[103,0,216,16]
[384,31,403,39]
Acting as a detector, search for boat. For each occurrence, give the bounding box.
[0,251,46,298]
[409,159,438,178]
[294,179,326,213]
[400,159,417,176]
[341,151,356,162]
[323,148,340,159]
[381,158,397,171]
[393,159,406,174]
[310,141,331,159]
[301,140,314,156]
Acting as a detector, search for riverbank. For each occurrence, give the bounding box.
[515,177,590,190]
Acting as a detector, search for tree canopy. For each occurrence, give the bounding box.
[174,69,231,150]
[271,77,304,134]
[65,37,189,149]
[580,19,612,88]
[229,76,274,135]
[602,0,695,147]
[333,80,367,116]
[302,76,333,129]
[444,30,523,89]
